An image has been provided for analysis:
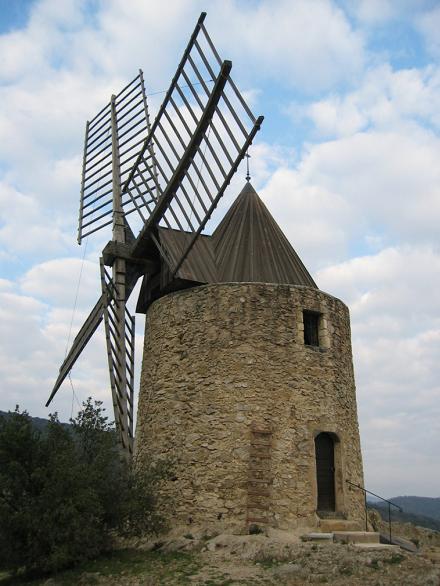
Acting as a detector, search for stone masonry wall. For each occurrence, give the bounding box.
[135,283,365,533]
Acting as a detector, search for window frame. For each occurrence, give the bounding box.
[303,309,321,347]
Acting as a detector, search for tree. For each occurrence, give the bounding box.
[70,399,124,531]
[0,408,43,574]
[0,400,170,577]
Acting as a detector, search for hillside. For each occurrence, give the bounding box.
[369,499,440,533]
[388,496,440,521]
[0,410,70,431]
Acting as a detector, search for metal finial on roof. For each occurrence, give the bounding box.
[245,152,251,182]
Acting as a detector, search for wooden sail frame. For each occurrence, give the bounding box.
[47,12,264,459]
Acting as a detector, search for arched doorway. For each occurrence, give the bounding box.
[315,432,336,512]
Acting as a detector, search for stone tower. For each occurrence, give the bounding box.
[135,182,365,532]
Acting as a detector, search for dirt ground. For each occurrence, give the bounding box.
[3,523,440,585]
[158,530,440,586]
[80,526,440,585]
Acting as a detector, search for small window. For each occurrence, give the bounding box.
[303,310,320,346]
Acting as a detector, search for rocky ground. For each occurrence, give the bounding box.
[2,522,440,585]
[138,528,440,586]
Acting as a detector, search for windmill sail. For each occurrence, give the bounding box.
[124,12,263,274]
[46,295,106,407]
[46,263,141,411]
[47,12,263,460]
[100,261,135,456]
[48,71,150,412]
[78,69,155,243]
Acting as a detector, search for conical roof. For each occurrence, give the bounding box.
[153,183,317,288]
[212,182,317,287]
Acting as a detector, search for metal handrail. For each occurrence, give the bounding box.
[346,480,403,543]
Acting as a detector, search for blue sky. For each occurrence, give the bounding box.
[0,0,439,499]
[0,0,33,33]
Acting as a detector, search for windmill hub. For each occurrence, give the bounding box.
[101,241,156,270]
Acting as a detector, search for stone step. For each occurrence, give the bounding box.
[319,519,363,532]
[379,534,418,552]
[333,531,380,544]
[354,543,401,551]
[301,532,334,542]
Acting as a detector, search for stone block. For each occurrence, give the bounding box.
[333,531,380,544]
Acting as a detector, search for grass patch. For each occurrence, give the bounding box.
[0,549,201,585]
[254,555,287,569]
[383,553,405,565]
[339,566,352,576]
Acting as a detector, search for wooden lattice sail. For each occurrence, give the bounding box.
[47,12,263,459]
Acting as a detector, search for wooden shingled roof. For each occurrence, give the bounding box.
[159,182,317,288]
[212,182,317,286]
[137,182,317,312]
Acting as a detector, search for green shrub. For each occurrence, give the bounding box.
[0,408,105,575]
[117,457,172,538]
[0,400,169,577]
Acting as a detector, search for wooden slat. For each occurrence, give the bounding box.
[46,294,106,406]
[131,60,232,257]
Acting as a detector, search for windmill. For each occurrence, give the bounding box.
[46,12,264,459]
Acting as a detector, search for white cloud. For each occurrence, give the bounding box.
[302,64,440,137]
[0,23,50,84]
[303,96,365,137]
[208,0,365,92]
[0,277,131,422]
[20,257,100,307]
[317,246,440,496]
[0,252,145,423]
[250,120,440,274]
[343,0,435,27]
[347,0,396,24]
[0,279,13,291]
[0,182,73,259]
[297,129,440,246]
[259,165,353,269]
[318,246,440,321]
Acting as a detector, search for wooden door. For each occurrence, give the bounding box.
[315,432,335,512]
